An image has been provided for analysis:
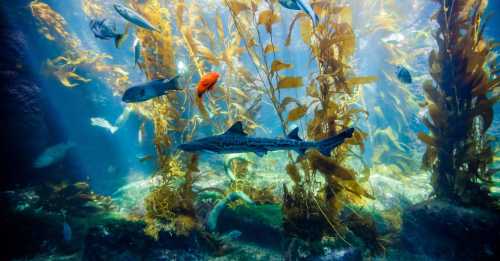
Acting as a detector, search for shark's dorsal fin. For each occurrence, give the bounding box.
[224,121,247,136]
[287,127,302,141]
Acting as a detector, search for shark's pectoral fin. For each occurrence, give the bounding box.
[255,150,267,157]
[295,148,307,156]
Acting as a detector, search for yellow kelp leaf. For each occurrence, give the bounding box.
[264,43,279,54]
[215,11,224,40]
[307,82,319,98]
[227,0,250,15]
[287,106,308,121]
[258,10,280,33]
[346,76,378,86]
[286,163,301,184]
[417,132,436,147]
[271,60,292,73]
[197,45,220,65]
[285,12,308,46]
[280,96,300,108]
[278,76,303,89]
[300,16,313,45]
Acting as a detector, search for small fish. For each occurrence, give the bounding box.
[197,72,219,98]
[113,4,160,32]
[91,117,119,134]
[395,65,412,84]
[179,121,354,157]
[137,154,154,163]
[138,121,146,144]
[122,75,180,103]
[89,19,129,48]
[61,211,72,242]
[279,0,319,27]
[133,37,142,67]
[34,142,75,168]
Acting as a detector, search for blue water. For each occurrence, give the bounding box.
[1,0,499,260]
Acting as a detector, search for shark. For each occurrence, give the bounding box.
[178,121,355,157]
[113,4,160,32]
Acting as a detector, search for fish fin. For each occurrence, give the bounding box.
[255,150,267,157]
[158,75,181,94]
[223,121,247,136]
[286,127,302,141]
[317,128,355,156]
[295,148,306,156]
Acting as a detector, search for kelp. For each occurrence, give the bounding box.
[420,0,499,207]
[279,0,379,253]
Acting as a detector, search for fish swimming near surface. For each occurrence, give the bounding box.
[279,0,319,27]
[122,75,180,103]
[34,142,75,168]
[89,19,129,48]
[178,121,354,157]
[90,117,119,134]
[197,72,220,98]
[113,4,160,32]
[395,65,412,84]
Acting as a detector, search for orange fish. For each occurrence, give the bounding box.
[197,72,219,98]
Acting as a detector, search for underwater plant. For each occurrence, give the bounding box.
[418,0,499,207]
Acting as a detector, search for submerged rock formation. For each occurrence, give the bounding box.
[401,200,500,260]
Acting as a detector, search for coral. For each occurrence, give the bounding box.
[419,0,499,207]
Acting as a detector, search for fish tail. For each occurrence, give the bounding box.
[115,24,131,48]
[316,128,355,156]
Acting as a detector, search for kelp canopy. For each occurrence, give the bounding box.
[419,0,499,207]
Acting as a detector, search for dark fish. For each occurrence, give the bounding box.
[279,0,319,27]
[89,19,129,48]
[178,121,354,157]
[122,76,181,103]
[395,65,412,84]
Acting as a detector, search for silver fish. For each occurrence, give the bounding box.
[113,4,160,32]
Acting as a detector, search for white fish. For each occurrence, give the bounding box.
[138,121,145,144]
[33,142,75,168]
[91,117,119,134]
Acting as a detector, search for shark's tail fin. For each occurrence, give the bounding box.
[114,24,131,48]
[317,128,355,156]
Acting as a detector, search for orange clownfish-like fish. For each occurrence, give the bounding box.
[196,72,219,98]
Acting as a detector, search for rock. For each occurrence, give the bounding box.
[401,200,500,260]
[218,204,284,249]
[82,218,198,261]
